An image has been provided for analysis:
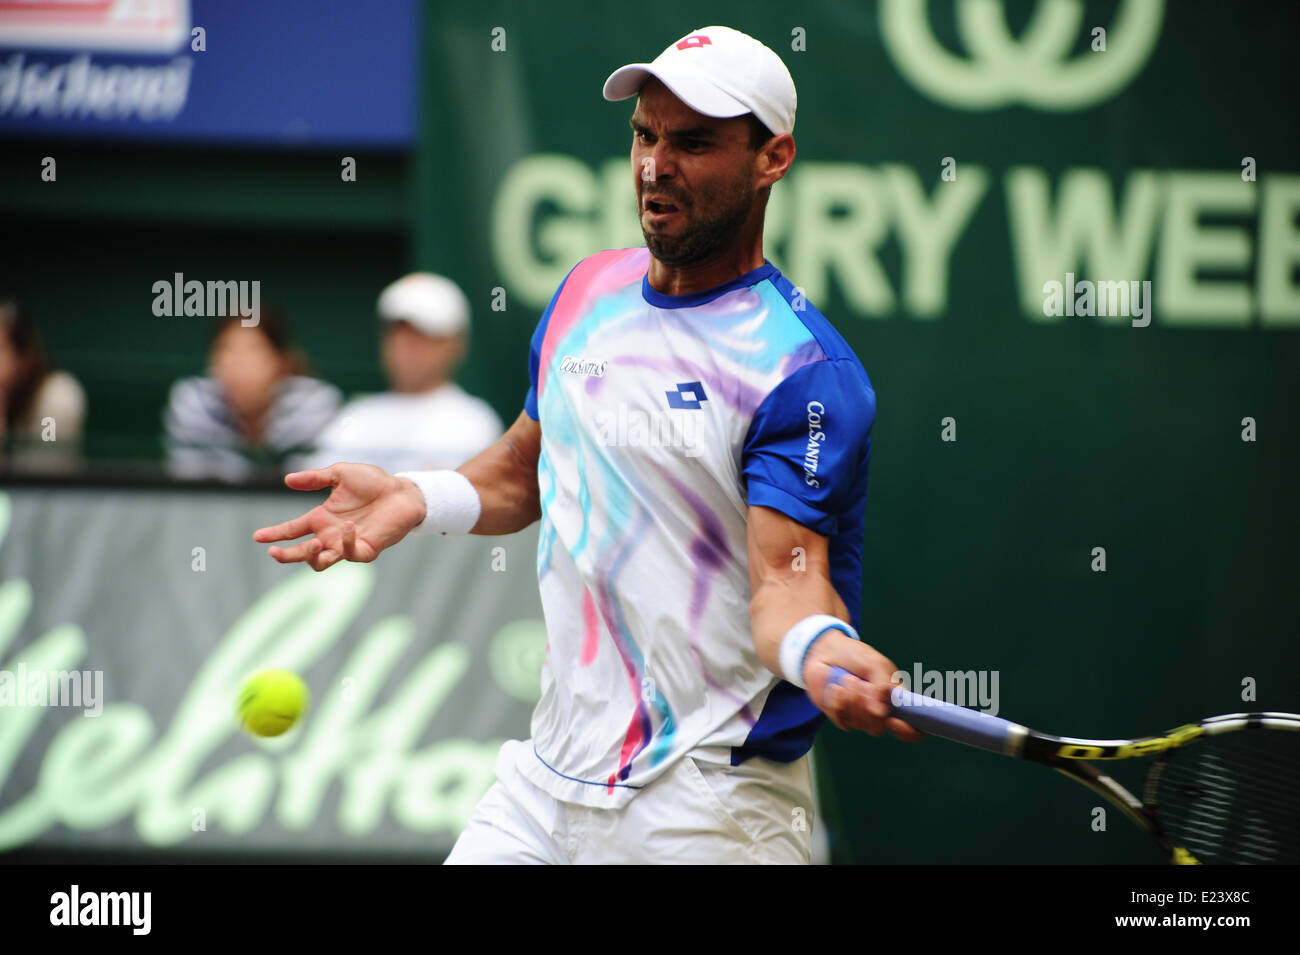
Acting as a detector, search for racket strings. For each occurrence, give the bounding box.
[1147,729,1300,864]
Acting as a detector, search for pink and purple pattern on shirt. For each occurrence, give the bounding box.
[518,247,873,809]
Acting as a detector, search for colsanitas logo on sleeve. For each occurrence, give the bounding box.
[803,401,826,487]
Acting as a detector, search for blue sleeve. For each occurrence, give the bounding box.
[741,359,875,535]
[523,266,578,421]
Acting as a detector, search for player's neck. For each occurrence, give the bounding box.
[646,246,767,297]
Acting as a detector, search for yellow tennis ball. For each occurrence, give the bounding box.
[237,670,309,738]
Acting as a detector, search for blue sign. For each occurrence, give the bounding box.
[0,0,416,147]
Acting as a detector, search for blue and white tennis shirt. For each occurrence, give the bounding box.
[519,246,875,808]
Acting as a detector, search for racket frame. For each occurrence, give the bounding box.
[853,674,1300,864]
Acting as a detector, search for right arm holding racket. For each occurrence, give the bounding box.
[746,504,921,742]
[253,411,542,569]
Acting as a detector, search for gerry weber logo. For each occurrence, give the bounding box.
[559,355,608,377]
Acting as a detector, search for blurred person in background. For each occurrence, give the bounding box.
[164,309,341,482]
[291,273,502,473]
[0,300,86,472]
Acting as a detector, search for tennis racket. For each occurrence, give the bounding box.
[827,666,1300,864]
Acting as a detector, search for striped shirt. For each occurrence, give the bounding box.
[163,375,341,481]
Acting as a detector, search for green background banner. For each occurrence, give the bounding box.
[416,0,1300,863]
[0,486,544,858]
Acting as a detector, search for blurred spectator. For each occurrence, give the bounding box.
[291,273,502,473]
[0,301,86,472]
[164,310,341,482]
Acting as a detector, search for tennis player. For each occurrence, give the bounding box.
[253,25,920,864]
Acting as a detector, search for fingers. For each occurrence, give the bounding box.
[819,667,858,730]
[809,638,896,720]
[820,669,853,732]
[818,663,923,743]
[283,466,340,492]
[821,669,884,734]
[264,537,347,573]
[309,548,344,572]
[258,518,361,572]
[253,510,318,544]
[266,538,323,564]
[886,716,925,743]
[309,524,353,571]
[253,469,342,542]
[851,652,904,720]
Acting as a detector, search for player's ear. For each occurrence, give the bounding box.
[756,133,795,189]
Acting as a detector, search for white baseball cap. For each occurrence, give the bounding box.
[602,25,796,136]
[376,273,470,338]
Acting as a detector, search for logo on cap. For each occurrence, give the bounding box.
[675,35,712,51]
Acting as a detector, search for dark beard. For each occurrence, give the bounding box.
[640,177,755,268]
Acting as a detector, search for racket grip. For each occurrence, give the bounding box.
[826,666,1018,755]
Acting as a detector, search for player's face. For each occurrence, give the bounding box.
[630,79,758,267]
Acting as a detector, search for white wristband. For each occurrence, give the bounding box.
[394,469,482,536]
[778,614,860,689]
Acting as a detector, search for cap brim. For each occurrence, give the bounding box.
[602,63,750,119]
[602,64,654,101]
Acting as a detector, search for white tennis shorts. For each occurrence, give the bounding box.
[444,738,815,864]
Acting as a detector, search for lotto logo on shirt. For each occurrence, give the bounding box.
[804,401,827,487]
[665,380,708,410]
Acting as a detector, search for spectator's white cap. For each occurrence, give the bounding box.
[376,273,470,338]
[602,26,796,136]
